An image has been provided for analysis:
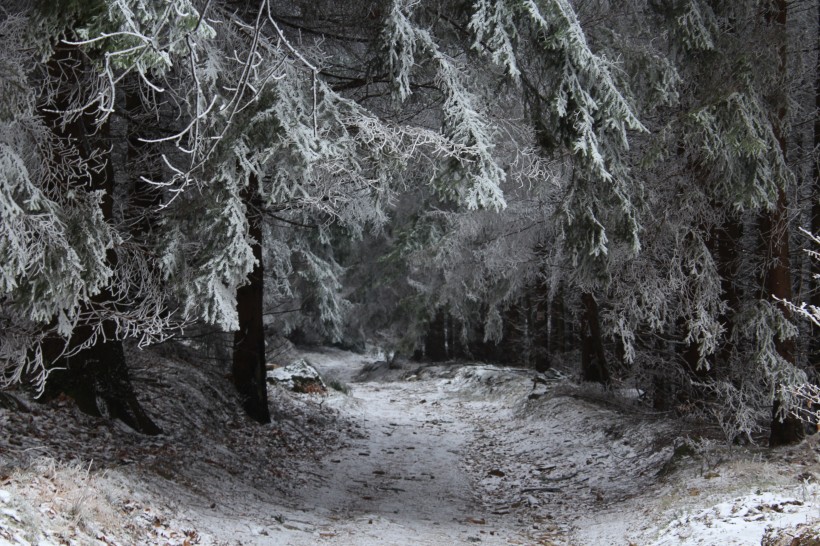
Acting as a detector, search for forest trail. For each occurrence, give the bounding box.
[281,350,532,545]
[276,349,820,545]
[2,347,819,545]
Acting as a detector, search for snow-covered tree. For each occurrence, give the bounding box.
[1,0,516,423]
[350,0,818,446]
[1,0,816,446]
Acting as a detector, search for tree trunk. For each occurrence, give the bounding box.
[550,287,566,355]
[714,216,742,372]
[125,76,162,238]
[424,309,448,361]
[500,303,523,366]
[531,283,551,372]
[653,375,671,411]
[446,313,464,359]
[810,6,820,367]
[41,44,161,435]
[764,0,803,447]
[52,322,162,435]
[765,189,804,446]
[580,292,610,384]
[233,175,271,424]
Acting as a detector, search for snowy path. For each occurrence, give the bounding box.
[281,351,528,545]
[3,346,819,545]
[279,349,820,546]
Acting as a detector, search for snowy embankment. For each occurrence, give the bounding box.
[1,346,819,545]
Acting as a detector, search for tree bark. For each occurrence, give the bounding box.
[765,189,804,446]
[580,292,610,384]
[424,309,448,361]
[445,313,464,360]
[532,284,551,372]
[233,175,271,424]
[764,0,803,447]
[550,287,566,355]
[714,216,742,372]
[125,76,162,238]
[53,322,162,435]
[41,44,161,435]
[810,5,820,366]
[653,374,671,411]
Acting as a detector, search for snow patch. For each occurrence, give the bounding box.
[651,490,820,545]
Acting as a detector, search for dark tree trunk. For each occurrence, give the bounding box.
[531,284,551,372]
[765,189,804,446]
[676,314,711,411]
[714,216,742,371]
[580,292,610,384]
[500,303,523,366]
[125,77,162,238]
[446,313,464,359]
[424,309,448,361]
[550,287,566,355]
[810,6,820,367]
[653,375,671,411]
[51,323,162,435]
[679,322,704,380]
[446,313,455,359]
[764,0,803,447]
[41,44,161,435]
[233,175,271,424]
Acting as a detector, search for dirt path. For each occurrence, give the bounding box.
[157,349,820,546]
[282,351,528,545]
[3,346,818,545]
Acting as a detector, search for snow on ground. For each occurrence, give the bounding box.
[1,344,819,545]
[651,491,815,545]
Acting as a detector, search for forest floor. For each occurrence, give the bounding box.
[1,345,819,545]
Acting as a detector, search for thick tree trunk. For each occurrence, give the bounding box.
[233,176,271,424]
[653,373,672,411]
[521,282,551,372]
[52,323,162,435]
[41,44,161,435]
[532,290,551,373]
[676,315,712,412]
[765,189,804,446]
[810,7,820,366]
[764,0,803,447]
[679,322,704,379]
[125,77,162,238]
[445,313,465,360]
[501,303,523,366]
[424,309,448,361]
[580,292,610,384]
